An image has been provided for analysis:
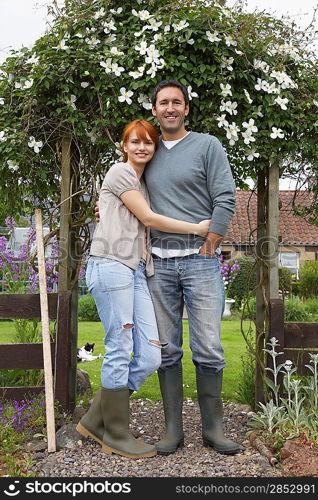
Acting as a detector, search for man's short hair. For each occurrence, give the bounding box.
[151,80,189,107]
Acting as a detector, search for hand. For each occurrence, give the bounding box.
[94,201,100,222]
[199,232,223,256]
[197,219,211,237]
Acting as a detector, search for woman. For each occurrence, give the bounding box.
[76,120,210,459]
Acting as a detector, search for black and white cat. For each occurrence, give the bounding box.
[77,342,103,362]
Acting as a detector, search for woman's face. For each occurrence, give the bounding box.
[123,130,156,168]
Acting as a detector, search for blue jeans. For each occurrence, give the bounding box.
[147,253,225,373]
[85,256,162,391]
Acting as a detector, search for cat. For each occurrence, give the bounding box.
[77,342,103,362]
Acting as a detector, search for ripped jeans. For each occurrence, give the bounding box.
[85,256,162,391]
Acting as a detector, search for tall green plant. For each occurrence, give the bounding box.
[299,261,318,298]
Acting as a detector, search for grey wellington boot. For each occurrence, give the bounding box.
[155,365,184,455]
[76,388,104,445]
[100,387,157,458]
[196,370,241,455]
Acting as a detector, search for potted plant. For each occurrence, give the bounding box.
[218,256,240,317]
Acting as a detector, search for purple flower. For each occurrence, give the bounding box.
[5,216,16,230]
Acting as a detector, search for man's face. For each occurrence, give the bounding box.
[152,86,189,138]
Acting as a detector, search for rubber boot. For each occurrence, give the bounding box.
[155,365,184,455]
[76,388,104,445]
[196,370,241,455]
[100,387,157,458]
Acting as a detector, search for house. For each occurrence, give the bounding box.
[221,190,318,278]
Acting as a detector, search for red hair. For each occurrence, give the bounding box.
[121,120,159,162]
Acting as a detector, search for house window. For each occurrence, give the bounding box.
[279,252,299,279]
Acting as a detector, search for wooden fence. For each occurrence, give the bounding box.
[0,291,73,411]
[268,298,318,394]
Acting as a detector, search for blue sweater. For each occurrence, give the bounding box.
[144,131,236,251]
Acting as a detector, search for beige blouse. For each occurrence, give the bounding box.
[90,162,154,277]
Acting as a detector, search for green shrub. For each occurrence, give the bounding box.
[230,257,292,309]
[299,261,318,298]
[284,296,310,322]
[229,257,257,308]
[78,294,100,322]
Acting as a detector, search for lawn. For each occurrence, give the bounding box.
[0,318,253,402]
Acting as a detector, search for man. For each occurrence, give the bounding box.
[96,80,240,456]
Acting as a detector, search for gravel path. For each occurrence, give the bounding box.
[31,399,282,478]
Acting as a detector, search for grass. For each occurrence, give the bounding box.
[0,318,252,402]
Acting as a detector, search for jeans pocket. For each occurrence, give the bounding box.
[96,260,133,291]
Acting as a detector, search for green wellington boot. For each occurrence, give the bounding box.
[155,365,184,455]
[196,370,241,455]
[100,387,157,458]
[76,388,104,445]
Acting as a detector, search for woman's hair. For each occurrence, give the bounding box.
[121,119,159,162]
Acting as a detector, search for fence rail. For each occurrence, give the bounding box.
[0,291,73,411]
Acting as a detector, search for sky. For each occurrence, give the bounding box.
[0,0,317,188]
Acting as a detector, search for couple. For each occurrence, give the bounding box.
[76,80,240,458]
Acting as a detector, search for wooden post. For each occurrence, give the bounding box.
[267,163,280,300]
[56,136,79,412]
[255,169,267,406]
[35,209,56,453]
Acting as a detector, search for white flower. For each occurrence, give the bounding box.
[267,82,280,94]
[0,98,4,105]
[65,94,77,110]
[145,44,160,64]
[85,37,100,47]
[154,33,162,41]
[55,39,68,50]
[0,131,8,142]
[110,7,123,14]
[220,57,234,71]
[216,114,229,128]
[274,96,289,110]
[255,78,269,92]
[243,89,253,104]
[270,70,297,89]
[81,82,90,88]
[253,59,270,73]
[164,25,171,32]
[129,66,145,79]
[225,35,237,46]
[111,63,125,76]
[187,86,198,100]
[146,63,158,78]
[270,127,284,139]
[225,122,240,145]
[110,46,124,55]
[220,100,238,115]
[246,149,260,161]
[94,8,105,19]
[118,87,134,105]
[103,20,117,33]
[7,160,19,171]
[132,9,152,21]
[145,19,162,31]
[26,53,39,65]
[172,20,189,32]
[220,83,232,97]
[187,38,195,45]
[15,79,34,90]
[86,129,98,143]
[138,93,152,110]
[206,30,221,43]
[28,136,43,153]
[242,129,256,145]
[242,118,258,134]
[75,32,84,38]
[100,58,112,73]
[105,34,117,43]
[135,41,148,55]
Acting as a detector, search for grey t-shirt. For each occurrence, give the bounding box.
[90,162,154,276]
